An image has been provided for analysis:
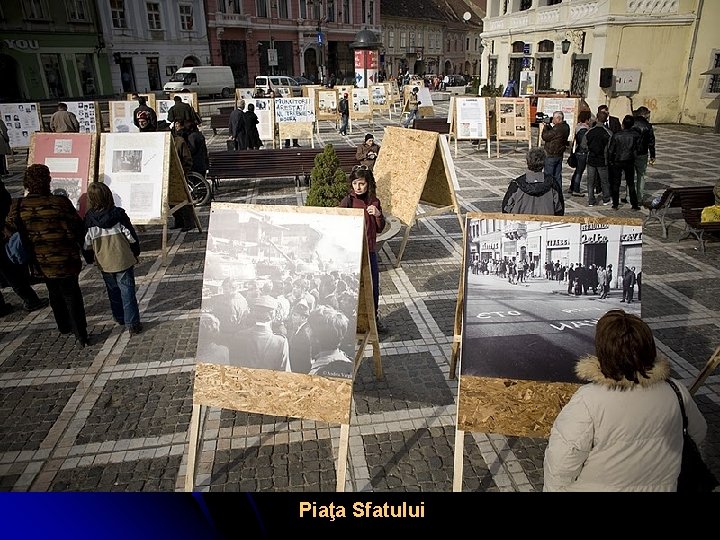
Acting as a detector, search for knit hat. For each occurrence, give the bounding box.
[364,133,374,142]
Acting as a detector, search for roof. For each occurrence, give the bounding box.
[381,0,485,27]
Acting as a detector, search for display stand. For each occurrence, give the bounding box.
[126,92,157,111]
[315,88,339,133]
[447,96,491,158]
[65,101,101,133]
[0,102,43,149]
[494,97,532,157]
[349,88,374,134]
[370,84,391,120]
[373,126,463,268]
[690,346,720,395]
[536,97,580,147]
[183,204,381,492]
[275,97,315,148]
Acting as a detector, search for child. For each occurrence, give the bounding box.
[83,182,143,335]
[339,167,387,333]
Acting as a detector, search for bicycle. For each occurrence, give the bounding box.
[185,171,212,207]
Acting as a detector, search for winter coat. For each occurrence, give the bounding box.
[543,355,707,492]
[585,124,612,167]
[355,142,380,170]
[541,121,570,157]
[338,98,349,117]
[608,128,639,165]
[83,206,140,273]
[133,104,158,132]
[0,119,11,155]
[167,101,199,125]
[187,130,209,175]
[243,111,263,149]
[5,194,85,279]
[228,108,245,140]
[632,115,656,158]
[338,191,386,253]
[49,110,80,133]
[501,170,565,216]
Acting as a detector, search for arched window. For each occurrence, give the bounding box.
[511,41,525,54]
[538,40,554,53]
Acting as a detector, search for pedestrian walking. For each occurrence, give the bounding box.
[4,164,89,346]
[229,100,246,151]
[82,182,143,336]
[608,115,640,210]
[632,106,656,203]
[338,93,350,136]
[402,87,420,128]
[243,103,263,150]
[568,110,591,197]
[585,110,613,207]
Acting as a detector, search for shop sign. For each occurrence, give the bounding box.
[581,224,609,231]
[3,39,40,51]
[620,232,642,242]
[547,238,569,247]
[581,232,609,244]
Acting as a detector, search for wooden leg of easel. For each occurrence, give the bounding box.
[184,403,203,492]
[689,345,720,395]
[162,220,168,267]
[394,225,412,268]
[452,428,464,492]
[336,423,350,492]
[450,339,460,380]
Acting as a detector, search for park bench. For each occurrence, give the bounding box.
[643,186,715,242]
[207,145,361,190]
[672,186,719,253]
[412,117,450,134]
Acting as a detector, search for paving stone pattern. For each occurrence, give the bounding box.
[0,101,718,492]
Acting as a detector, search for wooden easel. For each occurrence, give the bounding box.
[690,346,720,395]
[184,208,382,493]
[447,96,492,159]
[495,97,532,158]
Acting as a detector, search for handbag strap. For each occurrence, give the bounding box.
[667,379,688,436]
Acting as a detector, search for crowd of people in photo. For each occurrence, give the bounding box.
[470,257,641,302]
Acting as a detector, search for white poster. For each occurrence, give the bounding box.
[235,88,255,102]
[66,101,99,133]
[456,98,488,140]
[538,97,578,137]
[0,103,42,148]
[99,132,168,223]
[416,86,434,108]
[274,98,315,124]
[109,101,139,133]
[351,88,370,114]
[245,98,274,141]
[370,85,388,109]
[156,99,174,123]
[317,90,338,115]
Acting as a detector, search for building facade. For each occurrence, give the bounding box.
[95,0,212,95]
[0,0,112,101]
[480,0,719,127]
[204,0,378,88]
[380,0,485,78]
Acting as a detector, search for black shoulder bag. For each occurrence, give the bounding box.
[667,380,719,492]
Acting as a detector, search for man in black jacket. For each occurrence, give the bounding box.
[502,148,564,216]
[585,110,613,207]
[632,106,656,203]
[540,111,570,191]
[132,95,157,132]
[607,115,640,210]
[597,105,621,133]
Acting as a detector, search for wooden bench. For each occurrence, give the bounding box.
[207,145,361,190]
[412,117,450,134]
[672,186,719,253]
[643,186,713,240]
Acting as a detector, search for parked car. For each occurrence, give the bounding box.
[254,75,302,97]
[444,75,467,88]
[292,76,314,86]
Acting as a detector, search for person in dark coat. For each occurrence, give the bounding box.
[607,115,640,210]
[502,148,565,216]
[0,118,11,176]
[540,111,571,190]
[184,120,208,176]
[243,103,263,150]
[596,105,621,134]
[3,165,88,345]
[228,100,246,150]
[132,95,158,132]
[621,266,637,304]
[0,177,48,316]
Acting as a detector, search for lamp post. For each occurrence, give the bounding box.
[308,1,327,83]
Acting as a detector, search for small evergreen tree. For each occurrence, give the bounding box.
[305,143,349,207]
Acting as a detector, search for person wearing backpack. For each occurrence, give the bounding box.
[568,110,592,197]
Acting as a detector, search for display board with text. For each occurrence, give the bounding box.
[0,103,43,148]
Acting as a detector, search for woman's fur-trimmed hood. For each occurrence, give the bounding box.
[575,355,671,390]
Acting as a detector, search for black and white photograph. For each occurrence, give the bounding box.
[196,204,365,380]
[461,216,643,384]
[111,149,143,173]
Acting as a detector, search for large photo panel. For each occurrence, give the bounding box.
[458,213,643,437]
[194,203,366,424]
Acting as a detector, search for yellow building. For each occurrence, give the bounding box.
[481,0,719,127]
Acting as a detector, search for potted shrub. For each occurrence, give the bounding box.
[305,143,349,207]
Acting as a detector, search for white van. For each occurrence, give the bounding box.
[254,75,302,97]
[164,66,235,98]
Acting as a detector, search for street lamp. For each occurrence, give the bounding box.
[308,0,327,82]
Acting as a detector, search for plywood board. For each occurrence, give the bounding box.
[278,122,314,144]
[457,212,643,437]
[373,127,439,226]
[126,93,157,111]
[28,132,97,217]
[0,102,43,148]
[495,97,531,141]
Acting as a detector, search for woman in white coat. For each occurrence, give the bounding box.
[543,309,707,491]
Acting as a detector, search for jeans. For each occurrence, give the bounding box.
[610,161,638,208]
[634,154,649,203]
[569,153,587,193]
[339,115,349,135]
[544,155,564,191]
[586,165,611,206]
[102,267,140,328]
[402,109,418,128]
[369,251,380,319]
[45,275,88,340]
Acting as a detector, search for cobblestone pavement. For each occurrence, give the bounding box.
[1,99,718,492]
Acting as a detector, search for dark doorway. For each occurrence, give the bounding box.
[119,58,136,93]
[221,40,248,87]
[583,243,607,268]
[0,55,22,101]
